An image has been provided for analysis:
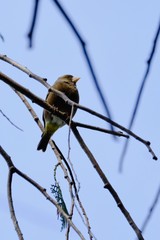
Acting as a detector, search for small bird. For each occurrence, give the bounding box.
[37,74,80,152]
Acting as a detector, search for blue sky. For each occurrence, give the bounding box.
[1,1,160,239]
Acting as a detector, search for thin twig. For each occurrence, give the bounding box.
[66,185,75,240]
[67,105,81,193]
[74,121,129,138]
[0,109,23,131]
[66,105,81,240]
[140,185,160,236]
[67,105,74,160]
[119,18,160,171]
[7,169,24,240]
[0,54,47,83]
[27,0,40,47]
[0,33,4,42]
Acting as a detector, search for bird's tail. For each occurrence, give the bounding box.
[37,132,52,152]
[37,123,60,152]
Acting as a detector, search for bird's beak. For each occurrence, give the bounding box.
[72,76,80,83]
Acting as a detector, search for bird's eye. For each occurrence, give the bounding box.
[64,81,70,84]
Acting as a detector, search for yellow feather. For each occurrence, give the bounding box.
[45,122,60,135]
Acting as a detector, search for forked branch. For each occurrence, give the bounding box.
[0,146,85,240]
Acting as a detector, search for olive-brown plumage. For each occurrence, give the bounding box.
[37,75,80,152]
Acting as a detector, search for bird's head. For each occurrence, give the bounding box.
[58,75,80,85]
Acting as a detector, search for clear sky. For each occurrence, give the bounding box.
[1,1,160,239]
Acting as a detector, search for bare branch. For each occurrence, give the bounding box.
[119,17,160,171]
[71,124,144,240]
[0,146,85,240]
[7,169,24,240]
[0,147,24,240]
[52,0,115,133]
[0,70,157,161]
